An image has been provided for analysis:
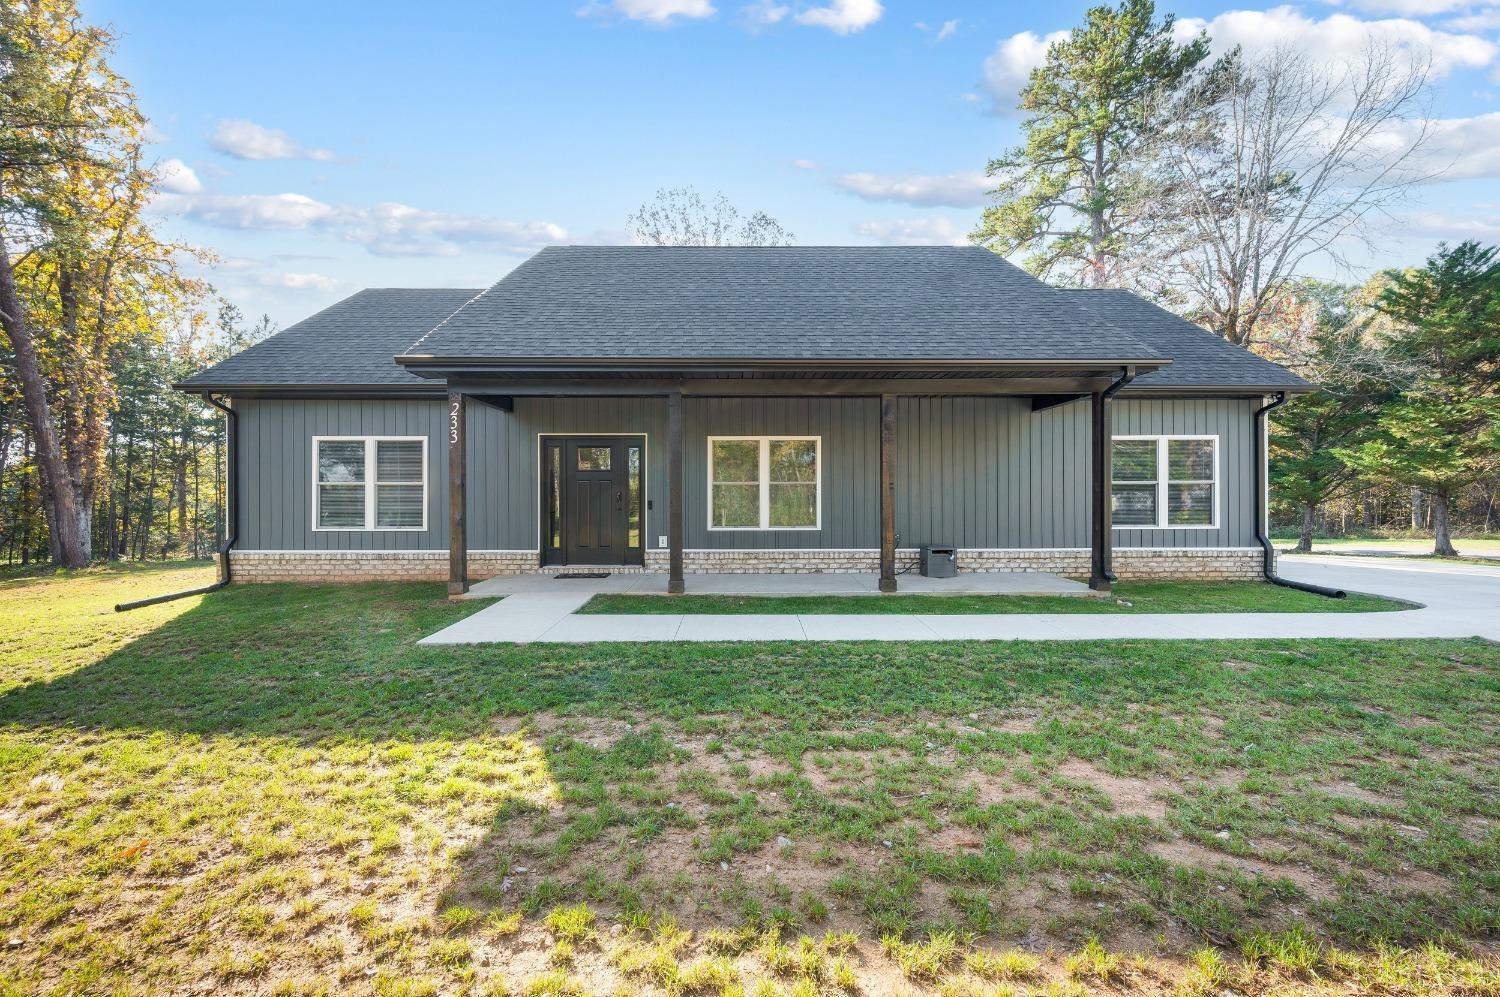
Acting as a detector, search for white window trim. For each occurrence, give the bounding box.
[312,436,428,532]
[707,436,822,531]
[1111,434,1219,530]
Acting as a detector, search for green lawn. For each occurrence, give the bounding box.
[580,581,1408,615]
[1,563,1495,995]
[1276,536,1500,561]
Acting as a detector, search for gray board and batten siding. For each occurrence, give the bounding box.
[236,395,1257,555]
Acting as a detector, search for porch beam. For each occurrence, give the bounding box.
[667,389,685,594]
[879,393,897,594]
[444,377,1119,398]
[447,390,469,598]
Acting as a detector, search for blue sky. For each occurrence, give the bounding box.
[89,0,1500,329]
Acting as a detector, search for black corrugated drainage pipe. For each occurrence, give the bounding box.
[1254,391,1345,599]
[116,395,238,612]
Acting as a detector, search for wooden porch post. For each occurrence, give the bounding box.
[447,389,469,598]
[879,393,897,593]
[1089,388,1112,592]
[667,389,685,594]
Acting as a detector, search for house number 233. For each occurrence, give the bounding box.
[449,399,460,445]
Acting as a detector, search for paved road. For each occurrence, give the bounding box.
[420,554,1498,644]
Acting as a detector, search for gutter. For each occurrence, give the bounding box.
[116,395,239,611]
[1253,392,1345,599]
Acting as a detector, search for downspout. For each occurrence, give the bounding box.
[1254,392,1345,599]
[115,394,238,611]
[1097,365,1135,586]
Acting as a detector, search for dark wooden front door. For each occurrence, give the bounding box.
[542,436,645,567]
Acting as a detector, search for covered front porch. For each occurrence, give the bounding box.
[431,364,1163,601]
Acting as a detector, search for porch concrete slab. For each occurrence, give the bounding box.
[467,570,1096,599]
[674,615,809,640]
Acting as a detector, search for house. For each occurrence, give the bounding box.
[178,246,1312,596]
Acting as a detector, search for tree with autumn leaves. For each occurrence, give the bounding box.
[0,0,207,566]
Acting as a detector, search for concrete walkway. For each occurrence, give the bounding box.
[419,555,1500,645]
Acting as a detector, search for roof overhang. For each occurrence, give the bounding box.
[394,355,1171,380]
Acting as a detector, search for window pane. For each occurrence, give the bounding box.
[548,446,562,549]
[318,484,364,527]
[318,441,365,483]
[576,446,611,471]
[1168,439,1214,480]
[711,440,759,482]
[1112,440,1157,482]
[627,446,641,548]
[769,483,816,527]
[1168,483,1214,525]
[769,439,816,482]
[375,484,423,527]
[1112,483,1157,526]
[377,440,423,482]
[712,483,759,528]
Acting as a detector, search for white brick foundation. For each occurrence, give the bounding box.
[229,547,1266,583]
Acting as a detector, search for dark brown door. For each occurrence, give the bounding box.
[542,436,645,567]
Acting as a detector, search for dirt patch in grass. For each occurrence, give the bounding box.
[1055,759,1170,819]
[1152,837,1339,900]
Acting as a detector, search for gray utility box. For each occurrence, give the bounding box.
[919,545,958,578]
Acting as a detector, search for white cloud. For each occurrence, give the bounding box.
[1173,7,1497,81]
[1397,209,1500,237]
[584,0,715,23]
[936,19,958,41]
[155,158,201,194]
[1385,111,1500,180]
[981,29,1069,111]
[981,7,1497,114]
[209,119,335,162]
[794,0,882,34]
[156,192,339,229]
[1446,7,1500,31]
[256,271,338,291]
[348,202,570,257]
[835,170,990,207]
[739,0,789,27]
[791,158,818,169]
[151,191,570,257]
[854,217,969,246]
[1348,0,1468,14]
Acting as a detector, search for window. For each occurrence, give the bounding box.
[709,437,820,530]
[314,437,427,530]
[1111,436,1217,529]
[576,446,611,471]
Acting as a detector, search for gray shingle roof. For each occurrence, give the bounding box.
[178,248,1310,393]
[1058,290,1312,391]
[401,246,1167,363]
[178,288,480,390]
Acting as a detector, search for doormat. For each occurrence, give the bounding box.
[554,572,611,579]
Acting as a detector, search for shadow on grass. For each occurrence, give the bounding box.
[1,581,1495,950]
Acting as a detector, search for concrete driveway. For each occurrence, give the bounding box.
[419,553,1498,644]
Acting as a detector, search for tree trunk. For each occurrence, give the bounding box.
[1431,491,1458,557]
[0,219,89,566]
[139,445,158,561]
[1297,502,1316,552]
[1410,487,1422,533]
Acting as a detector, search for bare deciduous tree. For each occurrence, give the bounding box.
[1153,43,1433,347]
[627,187,795,247]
